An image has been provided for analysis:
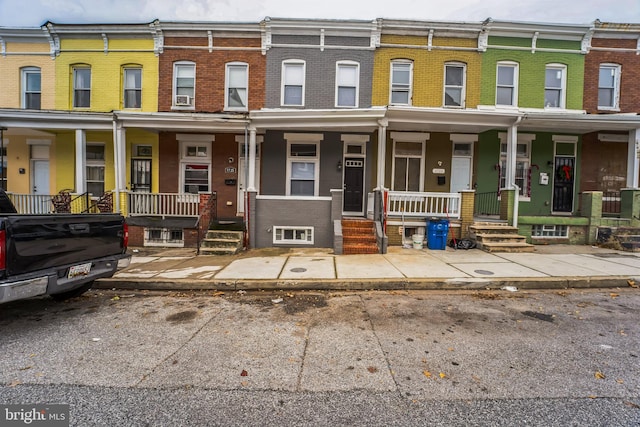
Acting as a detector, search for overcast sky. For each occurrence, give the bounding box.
[0,0,639,27]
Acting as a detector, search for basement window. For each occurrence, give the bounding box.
[531,225,568,238]
[273,226,314,245]
[145,228,184,247]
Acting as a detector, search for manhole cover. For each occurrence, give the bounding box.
[290,267,307,273]
[474,269,494,275]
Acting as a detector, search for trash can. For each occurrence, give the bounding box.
[427,219,449,250]
[412,234,424,250]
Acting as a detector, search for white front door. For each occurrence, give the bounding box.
[450,156,471,192]
[237,156,260,216]
[32,160,49,195]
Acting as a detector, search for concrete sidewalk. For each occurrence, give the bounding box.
[96,244,640,291]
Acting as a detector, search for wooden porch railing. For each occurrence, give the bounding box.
[127,192,200,217]
[386,191,461,218]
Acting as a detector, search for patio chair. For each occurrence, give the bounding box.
[96,191,113,213]
[51,189,72,213]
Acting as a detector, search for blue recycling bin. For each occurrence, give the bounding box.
[427,219,449,250]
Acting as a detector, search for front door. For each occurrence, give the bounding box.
[237,150,260,216]
[450,156,471,192]
[32,160,49,195]
[552,156,575,213]
[343,158,365,214]
[131,159,151,192]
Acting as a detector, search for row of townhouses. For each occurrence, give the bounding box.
[0,17,639,253]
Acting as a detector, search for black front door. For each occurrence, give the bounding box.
[131,159,151,192]
[343,158,364,213]
[552,156,575,213]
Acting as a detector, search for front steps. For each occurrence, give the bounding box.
[598,226,640,252]
[469,222,534,253]
[342,219,379,255]
[200,230,244,255]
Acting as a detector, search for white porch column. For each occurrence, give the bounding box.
[112,119,126,212]
[376,119,388,190]
[247,127,257,192]
[504,122,519,189]
[75,129,86,193]
[627,128,640,188]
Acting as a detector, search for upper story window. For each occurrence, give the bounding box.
[173,62,195,108]
[544,64,566,109]
[123,67,142,109]
[390,60,412,105]
[496,62,518,107]
[21,67,41,110]
[598,64,621,111]
[225,62,248,111]
[73,66,91,108]
[281,60,305,107]
[443,62,466,108]
[335,61,359,108]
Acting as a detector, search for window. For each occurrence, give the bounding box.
[225,62,248,111]
[444,63,465,107]
[281,60,305,106]
[86,144,105,197]
[123,67,142,109]
[335,61,359,108]
[531,225,568,238]
[22,67,41,109]
[598,64,621,110]
[390,61,412,105]
[287,141,319,196]
[500,139,531,197]
[496,62,518,106]
[173,62,195,107]
[392,141,424,192]
[544,64,566,108]
[273,226,314,245]
[145,228,184,247]
[180,139,211,194]
[73,66,91,108]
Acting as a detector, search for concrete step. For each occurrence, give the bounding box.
[480,241,535,253]
[342,242,379,255]
[475,233,527,243]
[205,230,244,240]
[201,238,243,249]
[199,246,242,256]
[469,225,520,235]
[341,219,378,254]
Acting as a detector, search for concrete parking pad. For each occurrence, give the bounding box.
[451,262,549,278]
[384,253,470,278]
[280,257,335,279]
[335,255,404,279]
[214,257,287,279]
[548,254,640,276]
[497,253,608,277]
[582,253,640,269]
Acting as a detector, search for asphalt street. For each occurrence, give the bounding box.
[1,287,639,426]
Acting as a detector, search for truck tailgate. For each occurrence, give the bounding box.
[3,214,126,277]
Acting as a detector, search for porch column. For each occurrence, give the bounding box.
[376,119,388,190]
[75,129,86,193]
[247,127,257,192]
[627,129,640,188]
[504,122,519,189]
[112,119,126,212]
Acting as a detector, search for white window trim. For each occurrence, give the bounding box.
[144,228,185,247]
[284,133,323,197]
[544,63,567,109]
[72,66,91,109]
[335,60,360,108]
[225,61,249,112]
[531,224,569,239]
[123,67,142,109]
[597,63,621,111]
[172,61,196,110]
[496,61,519,107]
[390,132,429,192]
[443,62,466,108]
[273,226,314,245]
[390,60,413,106]
[281,60,306,107]
[86,142,105,196]
[21,66,41,109]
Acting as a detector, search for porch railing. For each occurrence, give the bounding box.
[602,191,621,216]
[8,193,54,214]
[386,191,461,218]
[474,191,501,216]
[127,192,200,217]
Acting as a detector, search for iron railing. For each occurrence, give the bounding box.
[474,191,501,216]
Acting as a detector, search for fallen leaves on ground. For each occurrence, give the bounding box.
[423,370,432,378]
[628,279,637,288]
[8,380,21,387]
[367,366,378,373]
[595,371,606,380]
[610,293,619,299]
[240,370,248,377]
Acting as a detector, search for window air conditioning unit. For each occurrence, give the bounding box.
[175,95,191,106]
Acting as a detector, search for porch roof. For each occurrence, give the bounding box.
[250,108,387,132]
[385,106,522,133]
[520,112,640,134]
[0,108,114,131]
[115,111,250,133]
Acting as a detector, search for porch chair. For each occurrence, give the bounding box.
[51,189,72,213]
[96,191,113,213]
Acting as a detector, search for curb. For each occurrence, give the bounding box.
[94,276,634,292]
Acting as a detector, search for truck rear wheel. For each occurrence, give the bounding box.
[50,282,94,301]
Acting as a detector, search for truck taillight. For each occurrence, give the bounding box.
[0,229,5,270]
[123,223,129,250]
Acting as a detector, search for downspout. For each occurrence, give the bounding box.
[510,115,522,228]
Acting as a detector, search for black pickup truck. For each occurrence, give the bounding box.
[0,190,131,303]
